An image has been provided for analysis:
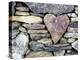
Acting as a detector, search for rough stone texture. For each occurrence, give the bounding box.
[67,13,77,18]
[29,41,72,51]
[37,38,52,45]
[64,32,78,38]
[60,38,67,44]
[9,16,42,23]
[16,7,29,12]
[30,13,44,17]
[69,22,78,28]
[44,14,69,43]
[10,30,20,39]
[71,18,78,22]
[19,26,27,32]
[68,38,75,43]
[12,32,29,59]
[26,2,74,15]
[28,30,48,34]
[54,50,65,56]
[72,40,78,51]
[30,33,50,40]
[67,27,78,33]
[26,51,53,58]
[22,23,45,29]
[15,11,30,16]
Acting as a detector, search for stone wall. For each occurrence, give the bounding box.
[9,2,78,59]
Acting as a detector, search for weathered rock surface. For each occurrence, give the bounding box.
[28,30,48,34]
[26,51,53,58]
[29,41,72,51]
[60,38,67,44]
[12,32,29,59]
[69,22,78,28]
[30,33,50,40]
[54,50,65,56]
[9,16,42,23]
[64,32,78,38]
[16,7,29,11]
[71,18,78,22]
[26,2,74,15]
[22,23,45,29]
[72,40,78,51]
[19,26,27,32]
[16,11,30,16]
[44,14,69,43]
[67,13,77,18]
[68,38,75,43]
[37,38,52,45]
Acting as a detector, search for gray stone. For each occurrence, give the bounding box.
[30,13,44,17]
[26,2,74,15]
[44,14,69,43]
[26,51,53,58]
[22,23,45,29]
[60,38,67,44]
[12,32,29,59]
[30,33,50,40]
[68,38,75,43]
[67,13,77,18]
[16,7,29,12]
[69,22,78,28]
[64,32,78,38]
[71,18,78,22]
[72,40,78,51]
[29,41,72,51]
[37,38,52,45]
[54,50,65,56]
[11,30,19,39]
[19,26,27,32]
[28,30,48,34]
[75,7,78,14]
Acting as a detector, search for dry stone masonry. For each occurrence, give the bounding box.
[9,2,78,59]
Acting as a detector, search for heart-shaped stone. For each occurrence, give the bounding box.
[44,14,69,43]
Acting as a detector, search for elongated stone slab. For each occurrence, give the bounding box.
[29,41,72,51]
[9,16,42,23]
[28,30,48,34]
[26,2,74,15]
[15,11,30,16]
[44,14,69,43]
[16,7,29,11]
[22,23,45,29]
[30,33,50,40]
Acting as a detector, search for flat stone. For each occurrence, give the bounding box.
[29,41,72,51]
[71,18,78,22]
[12,32,29,59]
[26,2,74,15]
[26,51,53,58]
[69,22,78,28]
[72,40,78,51]
[19,26,27,32]
[75,7,78,14]
[37,38,52,45]
[15,11,30,16]
[30,33,50,40]
[29,41,45,51]
[16,7,29,11]
[22,23,45,29]
[64,32,78,38]
[60,38,67,44]
[67,27,78,33]
[67,13,77,18]
[28,30,48,34]
[68,38,75,43]
[9,16,42,23]
[44,14,69,43]
[54,50,65,56]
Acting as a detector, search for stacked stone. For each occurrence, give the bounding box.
[9,2,78,59]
